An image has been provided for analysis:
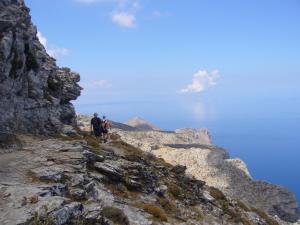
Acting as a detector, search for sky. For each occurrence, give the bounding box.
[25,0,300,128]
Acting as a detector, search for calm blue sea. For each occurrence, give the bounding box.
[211,118,300,205]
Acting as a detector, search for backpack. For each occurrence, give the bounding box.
[102,120,109,131]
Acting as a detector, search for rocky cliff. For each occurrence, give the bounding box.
[105,126,299,223]
[0,0,81,135]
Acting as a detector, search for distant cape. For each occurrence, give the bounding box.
[126,117,161,131]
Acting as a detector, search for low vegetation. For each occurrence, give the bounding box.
[32,206,54,225]
[167,182,183,199]
[209,187,226,201]
[136,203,168,222]
[101,206,130,225]
[250,207,280,225]
[157,197,178,214]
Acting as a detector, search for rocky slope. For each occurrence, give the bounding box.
[0,0,81,136]
[77,115,299,222]
[154,146,299,223]
[116,128,212,151]
[112,129,299,223]
[0,134,290,225]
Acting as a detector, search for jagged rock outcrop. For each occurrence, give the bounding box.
[0,0,81,135]
[0,135,289,225]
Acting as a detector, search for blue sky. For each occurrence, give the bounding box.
[25,0,300,128]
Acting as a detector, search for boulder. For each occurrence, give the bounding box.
[50,202,83,225]
[94,162,124,181]
[83,150,105,163]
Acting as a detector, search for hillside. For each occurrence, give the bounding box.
[0,133,291,225]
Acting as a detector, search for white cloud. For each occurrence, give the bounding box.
[111,11,136,28]
[37,31,70,59]
[180,69,219,93]
[47,48,70,58]
[75,0,139,28]
[80,80,110,90]
[37,31,47,46]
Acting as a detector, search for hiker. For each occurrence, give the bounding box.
[90,113,102,141]
[102,116,111,143]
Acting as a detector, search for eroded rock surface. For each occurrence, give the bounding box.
[1,135,292,225]
[154,146,299,223]
[0,0,81,135]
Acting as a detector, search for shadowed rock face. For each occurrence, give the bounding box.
[0,0,81,134]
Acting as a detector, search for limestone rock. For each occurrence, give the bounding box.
[50,202,83,225]
[0,0,81,135]
[1,135,298,225]
[154,145,299,222]
[83,150,105,163]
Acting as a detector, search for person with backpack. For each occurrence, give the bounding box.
[90,113,103,141]
[102,116,111,143]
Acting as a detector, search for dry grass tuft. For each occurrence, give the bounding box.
[82,134,100,149]
[167,182,183,199]
[157,197,178,214]
[102,206,130,225]
[236,200,251,212]
[208,187,226,201]
[110,140,143,157]
[55,134,82,141]
[250,207,279,225]
[136,203,168,222]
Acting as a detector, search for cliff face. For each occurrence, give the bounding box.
[0,0,81,135]
[106,126,299,223]
[154,146,299,223]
